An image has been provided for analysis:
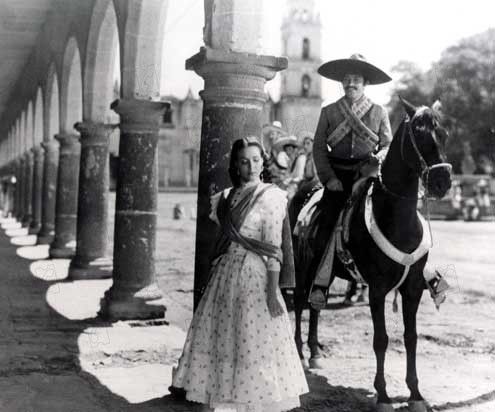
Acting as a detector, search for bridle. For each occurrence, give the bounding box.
[400,119,452,194]
[378,115,452,200]
[377,114,453,247]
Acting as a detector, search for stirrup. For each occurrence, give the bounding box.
[309,288,327,311]
[427,271,450,310]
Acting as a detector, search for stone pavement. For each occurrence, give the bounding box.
[0,216,200,412]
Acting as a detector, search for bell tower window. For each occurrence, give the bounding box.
[302,74,311,97]
[302,38,310,59]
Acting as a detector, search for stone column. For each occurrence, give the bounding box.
[183,151,191,187]
[15,157,25,220]
[69,122,115,279]
[22,151,34,227]
[11,161,18,218]
[6,173,15,217]
[186,47,287,307]
[29,146,44,234]
[192,150,199,186]
[99,99,169,321]
[49,134,80,258]
[38,140,59,244]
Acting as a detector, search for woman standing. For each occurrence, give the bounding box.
[171,136,308,412]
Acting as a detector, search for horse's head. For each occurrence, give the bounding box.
[399,97,452,199]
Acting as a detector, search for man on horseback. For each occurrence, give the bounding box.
[306,54,449,308]
[309,54,393,307]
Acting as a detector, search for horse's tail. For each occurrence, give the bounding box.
[292,183,324,292]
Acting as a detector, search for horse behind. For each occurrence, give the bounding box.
[292,98,452,412]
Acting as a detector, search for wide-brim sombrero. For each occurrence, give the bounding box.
[318,54,392,85]
[262,121,285,135]
[299,130,314,141]
[273,135,300,150]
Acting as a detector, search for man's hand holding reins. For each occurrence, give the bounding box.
[325,177,344,191]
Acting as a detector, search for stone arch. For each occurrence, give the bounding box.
[120,0,170,99]
[84,0,120,122]
[60,37,83,134]
[34,88,44,146]
[44,64,60,141]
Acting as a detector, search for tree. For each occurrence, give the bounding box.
[387,29,495,174]
[387,61,433,131]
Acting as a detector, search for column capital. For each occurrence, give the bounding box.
[54,133,80,147]
[74,121,119,147]
[186,46,287,79]
[41,139,60,152]
[24,150,34,161]
[111,99,169,134]
[186,47,288,105]
[31,145,44,159]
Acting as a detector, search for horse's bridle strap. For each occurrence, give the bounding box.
[402,119,452,179]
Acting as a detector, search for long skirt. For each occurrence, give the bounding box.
[172,243,308,411]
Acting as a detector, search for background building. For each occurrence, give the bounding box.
[133,0,323,188]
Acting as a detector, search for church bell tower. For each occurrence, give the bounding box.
[278,0,322,137]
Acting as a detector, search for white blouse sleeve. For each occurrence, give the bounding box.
[209,189,231,225]
[260,188,288,272]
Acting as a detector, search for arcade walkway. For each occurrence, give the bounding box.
[0,215,195,412]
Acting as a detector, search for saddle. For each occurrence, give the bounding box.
[307,179,448,312]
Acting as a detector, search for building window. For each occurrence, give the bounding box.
[162,106,172,124]
[302,75,311,97]
[302,38,310,59]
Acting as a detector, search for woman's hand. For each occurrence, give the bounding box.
[267,288,284,318]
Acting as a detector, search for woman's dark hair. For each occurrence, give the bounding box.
[228,137,269,187]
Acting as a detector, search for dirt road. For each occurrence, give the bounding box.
[154,193,495,412]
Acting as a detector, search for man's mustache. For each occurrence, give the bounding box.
[345,86,357,91]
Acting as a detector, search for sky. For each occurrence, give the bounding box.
[161,0,495,106]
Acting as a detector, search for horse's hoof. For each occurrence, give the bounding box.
[300,358,309,370]
[408,400,427,412]
[309,357,324,369]
[376,402,395,412]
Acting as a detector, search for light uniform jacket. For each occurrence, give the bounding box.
[313,97,392,185]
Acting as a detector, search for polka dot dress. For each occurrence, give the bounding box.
[172,183,308,411]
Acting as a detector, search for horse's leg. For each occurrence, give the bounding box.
[402,288,427,412]
[344,279,357,304]
[308,307,324,369]
[293,289,305,361]
[369,291,393,411]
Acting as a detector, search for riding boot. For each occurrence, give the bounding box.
[423,265,450,309]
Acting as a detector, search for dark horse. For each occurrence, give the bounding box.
[292,99,452,412]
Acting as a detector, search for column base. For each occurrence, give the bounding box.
[98,290,166,321]
[21,220,31,228]
[37,232,54,245]
[49,244,76,259]
[68,257,113,280]
[28,223,41,235]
